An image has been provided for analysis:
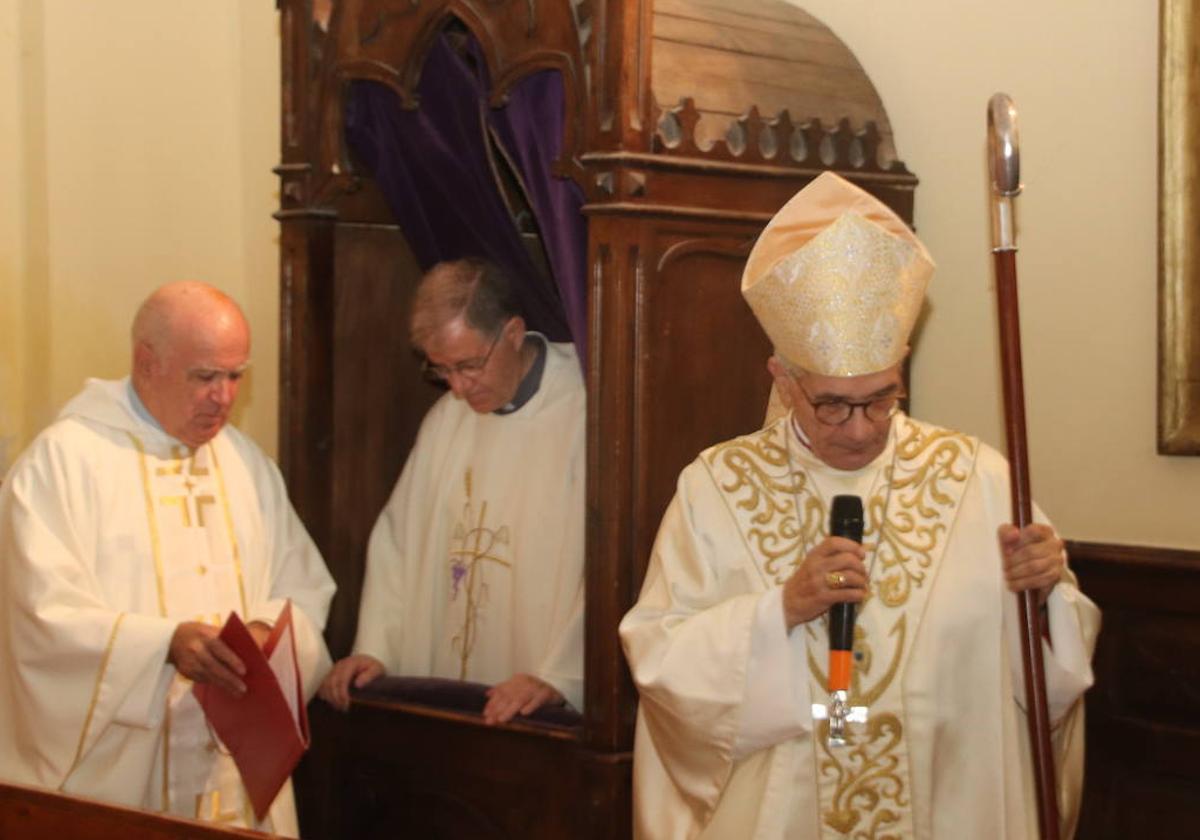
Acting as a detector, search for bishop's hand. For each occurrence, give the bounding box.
[781,537,869,631]
[998,522,1064,604]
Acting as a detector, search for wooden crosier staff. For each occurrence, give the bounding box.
[987,92,1060,840]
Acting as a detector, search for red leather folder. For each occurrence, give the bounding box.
[192,601,309,822]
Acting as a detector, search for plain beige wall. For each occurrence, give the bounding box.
[794,0,1200,549]
[0,0,280,472]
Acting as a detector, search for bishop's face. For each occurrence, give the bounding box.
[769,359,905,471]
[421,315,528,414]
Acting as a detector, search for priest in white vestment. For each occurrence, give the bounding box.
[320,258,584,723]
[619,173,1100,840]
[0,282,335,835]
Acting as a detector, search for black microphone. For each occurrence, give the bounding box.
[828,495,863,692]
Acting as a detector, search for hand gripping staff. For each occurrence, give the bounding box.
[988,92,1060,840]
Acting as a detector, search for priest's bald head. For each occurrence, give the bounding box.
[743,173,935,470]
[130,281,251,448]
[411,258,536,415]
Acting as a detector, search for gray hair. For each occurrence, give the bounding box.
[410,258,521,348]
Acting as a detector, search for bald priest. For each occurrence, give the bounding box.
[0,282,335,835]
[619,173,1100,840]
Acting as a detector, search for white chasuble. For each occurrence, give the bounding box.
[620,414,1100,840]
[135,440,255,827]
[0,378,335,837]
[355,339,586,708]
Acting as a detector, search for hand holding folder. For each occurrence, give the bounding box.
[192,601,310,821]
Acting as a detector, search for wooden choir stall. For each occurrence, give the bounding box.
[272,1,917,837]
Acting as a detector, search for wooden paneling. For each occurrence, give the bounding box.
[634,223,773,575]
[1071,541,1200,839]
[325,223,441,659]
[303,701,592,839]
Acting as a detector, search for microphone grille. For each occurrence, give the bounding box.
[830,495,864,541]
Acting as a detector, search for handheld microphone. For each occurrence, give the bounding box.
[828,495,864,694]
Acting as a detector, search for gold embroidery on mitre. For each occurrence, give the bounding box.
[744,213,930,378]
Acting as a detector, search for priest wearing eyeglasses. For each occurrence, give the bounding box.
[619,173,1099,839]
[319,258,585,724]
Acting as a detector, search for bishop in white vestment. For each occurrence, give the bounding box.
[619,173,1100,839]
[0,283,335,835]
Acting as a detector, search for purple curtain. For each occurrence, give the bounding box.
[486,68,589,359]
[343,33,588,356]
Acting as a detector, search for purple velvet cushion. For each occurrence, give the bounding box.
[352,676,583,728]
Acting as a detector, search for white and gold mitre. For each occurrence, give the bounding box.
[741,171,935,377]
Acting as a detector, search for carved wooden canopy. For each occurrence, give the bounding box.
[278,0,913,222]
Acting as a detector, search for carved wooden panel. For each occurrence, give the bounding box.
[651,0,896,159]
[634,226,772,578]
[308,0,596,207]
[326,223,443,657]
[1072,541,1200,839]
[303,701,589,839]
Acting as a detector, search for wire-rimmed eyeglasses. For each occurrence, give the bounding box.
[421,331,502,384]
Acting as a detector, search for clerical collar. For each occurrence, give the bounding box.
[126,379,164,432]
[494,334,548,415]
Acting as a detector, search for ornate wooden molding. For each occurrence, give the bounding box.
[304,0,593,205]
[1069,539,1200,575]
[652,98,912,177]
[655,236,755,273]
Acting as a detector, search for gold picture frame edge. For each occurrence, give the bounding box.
[1159,0,1200,454]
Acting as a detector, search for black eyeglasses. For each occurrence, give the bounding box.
[795,380,905,426]
[421,331,503,384]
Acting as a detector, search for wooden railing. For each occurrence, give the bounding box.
[0,782,268,840]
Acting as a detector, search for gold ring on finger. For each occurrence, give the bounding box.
[826,571,846,589]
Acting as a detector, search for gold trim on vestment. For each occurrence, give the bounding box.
[59,612,127,790]
[702,425,823,585]
[128,433,168,616]
[207,442,247,615]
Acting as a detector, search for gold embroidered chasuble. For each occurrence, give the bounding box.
[620,413,1098,840]
[705,414,976,838]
